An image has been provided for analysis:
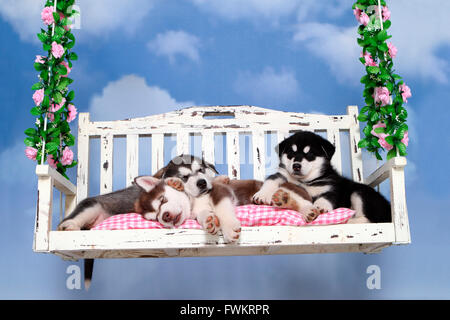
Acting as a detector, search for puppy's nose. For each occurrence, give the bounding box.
[293,163,301,172]
[162,212,171,223]
[197,179,207,189]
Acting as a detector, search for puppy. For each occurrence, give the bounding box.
[57,176,191,230]
[253,131,391,223]
[155,155,241,243]
[214,176,319,222]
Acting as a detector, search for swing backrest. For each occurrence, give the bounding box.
[75,105,363,203]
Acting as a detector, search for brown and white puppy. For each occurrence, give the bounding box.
[152,155,241,243]
[214,176,320,223]
[57,177,191,231]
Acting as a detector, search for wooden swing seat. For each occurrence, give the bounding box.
[33,105,410,261]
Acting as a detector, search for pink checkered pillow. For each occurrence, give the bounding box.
[92,205,355,230]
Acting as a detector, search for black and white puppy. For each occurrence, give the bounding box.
[253,131,391,223]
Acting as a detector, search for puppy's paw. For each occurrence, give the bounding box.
[213,175,230,185]
[165,178,184,191]
[253,189,274,206]
[302,207,323,223]
[204,214,220,235]
[220,217,241,243]
[313,198,333,214]
[272,189,290,208]
[57,219,81,231]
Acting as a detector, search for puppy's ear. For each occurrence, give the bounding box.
[134,176,160,192]
[203,159,219,175]
[275,136,290,157]
[153,167,166,179]
[320,138,335,161]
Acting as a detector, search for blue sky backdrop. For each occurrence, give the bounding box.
[0,0,449,299]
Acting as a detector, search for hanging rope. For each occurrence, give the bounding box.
[40,0,58,165]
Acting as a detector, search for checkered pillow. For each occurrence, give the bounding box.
[92,205,355,230]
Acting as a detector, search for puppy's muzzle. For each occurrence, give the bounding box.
[162,211,183,225]
[292,163,302,174]
[197,179,207,191]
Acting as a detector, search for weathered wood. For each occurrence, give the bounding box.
[226,131,240,179]
[327,128,342,174]
[126,134,139,186]
[34,174,53,252]
[201,131,215,165]
[76,113,90,202]
[176,131,190,155]
[252,130,266,180]
[389,158,410,244]
[347,106,363,183]
[100,134,113,194]
[49,223,395,253]
[151,133,164,174]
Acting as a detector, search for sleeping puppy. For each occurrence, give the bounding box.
[157,154,318,241]
[214,176,320,223]
[253,131,391,223]
[154,154,241,243]
[57,176,191,231]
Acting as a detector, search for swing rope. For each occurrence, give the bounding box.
[40,0,58,165]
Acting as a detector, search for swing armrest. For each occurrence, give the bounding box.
[34,165,77,252]
[364,157,410,245]
[364,156,407,188]
[36,165,77,196]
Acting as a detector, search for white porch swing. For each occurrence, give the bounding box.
[32,1,410,265]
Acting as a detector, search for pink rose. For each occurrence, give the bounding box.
[60,61,71,77]
[51,41,65,59]
[25,147,38,161]
[353,8,362,21]
[61,147,74,166]
[361,51,377,67]
[33,89,45,106]
[382,6,391,21]
[399,83,412,103]
[35,55,46,63]
[67,104,77,123]
[370,122,386,138]
[374,87,391,106]
[387,42,397,59]
[401,131,409,146]
[58,12,72,31]
[359,12,369,26]
[48,154,58,168]
[50,98,66,113]
[41,7,54,26]
[378,135,393,151]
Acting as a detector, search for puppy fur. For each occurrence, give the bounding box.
[254,130,391,223]
[57,176,191,230]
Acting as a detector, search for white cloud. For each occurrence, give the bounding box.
[0,0,155,43]
[147,30,201,63]
[292,0,450,85]
[88,74,194,121]
[233,67,300,107]
[389,0,450,83]
[0,140,37,186]
[293,22,360,85]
